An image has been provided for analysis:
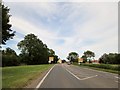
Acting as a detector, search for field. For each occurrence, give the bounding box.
[2,64,53,88]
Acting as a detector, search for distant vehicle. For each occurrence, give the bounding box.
[67,62,71,65]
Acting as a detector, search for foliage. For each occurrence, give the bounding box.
[17,34,49,65]
[83,50,95,63]
[99,53,120,64]
[1,4,15,45]
[2,33,58,66]
[67,52,79,62]
[2,47,20,67]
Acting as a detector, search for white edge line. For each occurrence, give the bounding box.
[36,64,55,88]
[65,68,98,81]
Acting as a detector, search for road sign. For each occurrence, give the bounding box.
[48,57,54,64]
[78,58,83,63]
[49,57,54,61]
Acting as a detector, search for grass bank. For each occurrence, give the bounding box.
[2,64,54,88]
[74,63,119,74]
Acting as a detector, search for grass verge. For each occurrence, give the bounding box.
[2,64,54,88]
[74,63,119,74]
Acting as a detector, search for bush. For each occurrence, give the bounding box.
[2,54,20,67]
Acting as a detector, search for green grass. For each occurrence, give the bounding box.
[0,67,2,89]
[2,64,54,88]
[74,63,119,74]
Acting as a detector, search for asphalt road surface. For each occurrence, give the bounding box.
[37,64,118,88]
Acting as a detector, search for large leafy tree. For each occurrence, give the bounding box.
[1,3,15,45]
[83,50,95,63]
[17,34,49,65]
[67,52,79,62]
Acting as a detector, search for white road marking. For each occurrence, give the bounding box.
[65,68,98,81]
[35,65,55,89]
[115,81,120,83]
[79,75,98,80]
[66,68,80,80]
[115,76,120,79]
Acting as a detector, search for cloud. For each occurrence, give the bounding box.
[3,2,118,60]
[3,0,119,2]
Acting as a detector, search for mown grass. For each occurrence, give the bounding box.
[2,64,54,88]
[74,63,119,74]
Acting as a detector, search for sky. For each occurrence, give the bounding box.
[2,0,118,60]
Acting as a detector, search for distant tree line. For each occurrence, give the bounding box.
[67,50,95,63]
[67,51,119,64]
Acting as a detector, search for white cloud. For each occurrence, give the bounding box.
[54,2,118,59]
[12,17,58,45]
[3,0,119,2]
[3,2,118,60]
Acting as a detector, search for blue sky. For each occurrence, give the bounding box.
[2,0,118,60]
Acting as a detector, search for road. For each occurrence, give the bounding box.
[37,64,118,88]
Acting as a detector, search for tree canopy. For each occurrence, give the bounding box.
[17,33,50,65]
[67,52,79,62]
[81,50,95,63]
[1,3,15,45]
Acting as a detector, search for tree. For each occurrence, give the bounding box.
[67,52,79,62]
[1,3,15,45]
[2,47,19,66]
[99,53,120,64]
[17,34,49,65]
[83,50,95,63]
[99,53,108,64]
